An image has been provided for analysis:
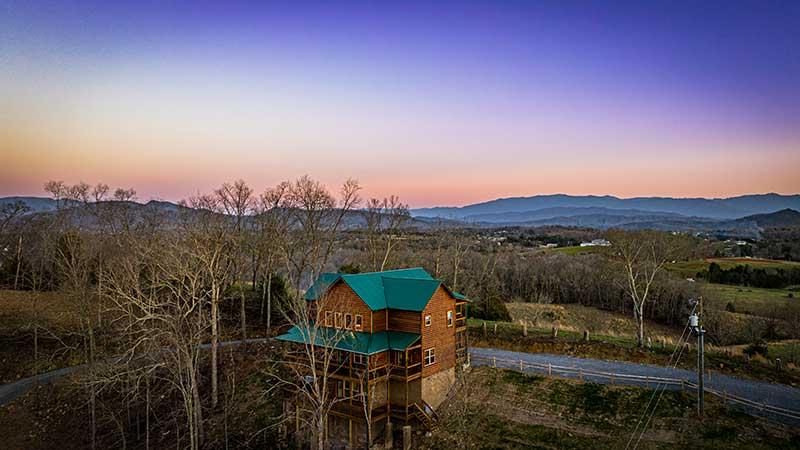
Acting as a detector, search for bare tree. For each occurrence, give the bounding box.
[267,176,362,449]
[362,195,410,272]
[216,179,255,340]
[179,193,234,409]
[254,182,292,334]
[103,228,212,450]
[605,229,684,347]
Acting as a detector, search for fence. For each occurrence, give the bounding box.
[470,354,800,422]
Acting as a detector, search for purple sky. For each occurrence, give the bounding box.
[2,0,798,206]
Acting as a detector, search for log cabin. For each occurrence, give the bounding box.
[276,267,470,448]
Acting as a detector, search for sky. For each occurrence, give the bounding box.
[1,0,799,207]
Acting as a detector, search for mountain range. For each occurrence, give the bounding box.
[409,194,800,236]
[3,194,800,236]
[411,193,800,220]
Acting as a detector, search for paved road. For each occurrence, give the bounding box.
[0,338,273,407]
[470,347,800,425]
[3,344,799,425]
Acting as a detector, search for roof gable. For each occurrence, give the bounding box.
[382,276,441,311]
[305,267,446,312]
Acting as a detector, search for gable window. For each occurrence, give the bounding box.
[345,313,353,330]
[424,348,436,366]
[424,315,432,327]
[325,311,333,327]
[335,312,343,329]
[354,314,363,331]
[447,310,453,327]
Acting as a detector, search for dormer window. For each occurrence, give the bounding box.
[345,313,353,330]
[335,312,343,329]
[354,314,363,331]
[424,315,431,327]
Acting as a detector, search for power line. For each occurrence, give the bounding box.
[624,302,696,450]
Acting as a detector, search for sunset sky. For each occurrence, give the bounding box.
[2,0,799,207]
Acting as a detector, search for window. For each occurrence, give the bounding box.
[424,315,431,327]
[344,380,353,398]
[335,312,342,329]
[345,313,353,330]
[354,314,363,331]
[353,353,366,365]
[325,311,333,327]
[424,348,436,366]
[447,310,453,327]
[337,380,344,398]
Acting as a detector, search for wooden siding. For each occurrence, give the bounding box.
[318,281,374,332]
[372,309,388,332]
[387,309,421,334]
[420,286,457,378]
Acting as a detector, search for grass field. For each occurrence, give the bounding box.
[668,258,800,279]
[423,367,800,449]
[505,302,681,341]
[468,319,800,385]
[546,245,605,256]
[700,283,797,318]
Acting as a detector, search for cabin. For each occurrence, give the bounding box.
[276,267,470,448]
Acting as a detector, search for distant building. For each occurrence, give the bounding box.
[579,238,611,247]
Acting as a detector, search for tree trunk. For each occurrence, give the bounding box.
[211,287,219,408]
[266,270,273,334]
[13,235,22,290]
[240,289,247,341]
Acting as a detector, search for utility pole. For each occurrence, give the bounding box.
[689,309,705,417]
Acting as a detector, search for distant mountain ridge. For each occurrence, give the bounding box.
[737,209,800,228]
[412,193,800,220]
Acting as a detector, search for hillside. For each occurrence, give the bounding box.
[737,209,800,228]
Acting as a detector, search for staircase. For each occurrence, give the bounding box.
[411,401,439,431]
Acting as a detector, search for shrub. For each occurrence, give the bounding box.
[725,302,736,313]
[743,340,769,358]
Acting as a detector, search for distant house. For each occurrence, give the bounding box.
[579,238,611,247]
[276,267,470,448]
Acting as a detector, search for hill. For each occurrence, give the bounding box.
[737,209,800,228]
[412,193,800,221]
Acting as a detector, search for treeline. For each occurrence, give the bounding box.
[698,262,800,289]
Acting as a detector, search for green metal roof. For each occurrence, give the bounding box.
[452,291,471,302]
[304,267,447,312]
[275,326,420,355]
[304,272,340,301]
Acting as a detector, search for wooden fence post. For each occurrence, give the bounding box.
[494,323,497,335]
[520,359,524,371]
[493,356,496,368]
[548,363,552,376]
[552,327,558,339]
[583,330,589,342]
[579,368,583,381]
[523,323,528,337]
[403,425,412,450]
